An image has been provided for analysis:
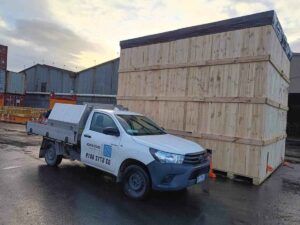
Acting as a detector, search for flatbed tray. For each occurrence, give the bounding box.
[27,121,79,144]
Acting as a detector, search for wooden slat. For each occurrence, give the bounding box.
[119,53,290,86]
[117,96,288,111]
[166,129,286,146]
[119,55,271,73]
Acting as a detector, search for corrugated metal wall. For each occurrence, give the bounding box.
[24,59,119,95]
[23,94,50,108]
[290,54,300,94]
[22,58,119,108]
[77,96,116,105]
[76,58,119,94]
[24,64,76,93]
[288,54,300,137]
[0,69,5,93]
[6,71,26,94]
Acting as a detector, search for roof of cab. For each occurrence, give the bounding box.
[93,108,142,116]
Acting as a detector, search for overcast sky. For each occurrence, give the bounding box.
[1,0,300,72]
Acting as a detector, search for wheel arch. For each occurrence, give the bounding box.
[40,137,64,158]
[117,158,151,183]
[39,137,54,158]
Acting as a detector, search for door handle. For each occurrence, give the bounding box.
[84,134,91,138]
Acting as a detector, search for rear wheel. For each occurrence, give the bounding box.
[45,142,62,166]
[122,165,150,200]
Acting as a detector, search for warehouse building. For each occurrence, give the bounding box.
[22,64,76,108]
[75,58,119,105]
[0,70,26,106]
[287,53,300,138]
[24,64,76,93]
[20,58,119,108]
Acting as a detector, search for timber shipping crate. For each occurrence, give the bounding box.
[117,11,292,185]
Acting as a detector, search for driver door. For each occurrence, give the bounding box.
[81,112,121,173]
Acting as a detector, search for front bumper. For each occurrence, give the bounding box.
[147,160,210,191]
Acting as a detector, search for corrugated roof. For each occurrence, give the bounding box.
[77,58,119,74]
[20,58,120,75]
[19,64,75,74]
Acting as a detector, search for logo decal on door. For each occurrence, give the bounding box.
[103,144,112,158]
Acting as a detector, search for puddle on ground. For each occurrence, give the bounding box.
[282,178,300,195]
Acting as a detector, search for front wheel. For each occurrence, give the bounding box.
[45,142,63,166]
[122,165,151,200]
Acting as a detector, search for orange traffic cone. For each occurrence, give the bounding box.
[266,164,273,172]
[208,155,216,179]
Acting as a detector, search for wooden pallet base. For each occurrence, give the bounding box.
[212,169,254,184]
[212,163,283,185]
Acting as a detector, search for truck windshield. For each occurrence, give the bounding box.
[116,115,166,136]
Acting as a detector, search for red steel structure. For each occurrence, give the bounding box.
[0,45,8,70]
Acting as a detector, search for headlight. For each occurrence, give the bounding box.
[149,148,184,164]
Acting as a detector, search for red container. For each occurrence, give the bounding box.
[0,45,8,70]
[4,94,24,107]
[49,91,77,109]
[0,93,4,106]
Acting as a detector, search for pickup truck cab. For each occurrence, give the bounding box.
[27,104,210,199]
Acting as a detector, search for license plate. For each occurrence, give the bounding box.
[196,174,206,183]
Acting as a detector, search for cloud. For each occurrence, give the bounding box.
[0,0,52,22]
[290,39,300,53]
[221,0,271,17]
[0,0,105,71]
[8,19,96,54]
[0,18,103,71]
[0,18,7,29]
[1,0,300,71]
[110,1,140,12]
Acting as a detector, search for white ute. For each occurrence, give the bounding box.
[27,103,210,199]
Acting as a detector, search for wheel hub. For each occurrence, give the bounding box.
[47,147,56,161]
[129,173,144,191]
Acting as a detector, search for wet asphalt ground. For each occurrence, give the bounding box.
[0,122,300,225]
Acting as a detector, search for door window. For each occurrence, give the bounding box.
[90,112,118,133]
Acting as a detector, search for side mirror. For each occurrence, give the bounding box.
[103,127,120,137]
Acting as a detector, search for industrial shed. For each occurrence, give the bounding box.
[22,64,76,108]
[75,58,119,104]
[287,54,300,137]
[0,70,26,106]
[117,11,291,184]
[21,58,119,108]
[286,54,300,160]
[23,64,76,93]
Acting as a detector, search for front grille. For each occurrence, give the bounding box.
[183,152,207,165]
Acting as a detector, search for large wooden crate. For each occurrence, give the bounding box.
[117,11,292,185]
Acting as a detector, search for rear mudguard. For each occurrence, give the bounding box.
[39,138,48,158]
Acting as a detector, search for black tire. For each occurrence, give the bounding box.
[122,165,151,200]
[45,142,63,166]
